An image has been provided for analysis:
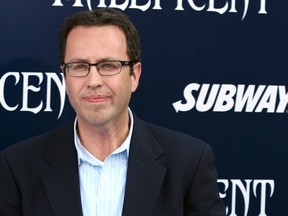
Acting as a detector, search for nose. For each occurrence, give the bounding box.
[86,65,103,89]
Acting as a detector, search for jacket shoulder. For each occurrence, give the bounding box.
[1,121,74,159]
[133,117,213,166]
[145,121,208,150]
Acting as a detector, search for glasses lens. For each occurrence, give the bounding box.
[67,63,89,77]
[98,61,122,75]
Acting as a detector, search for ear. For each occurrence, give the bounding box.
[61,66,69,95]
[131,62,142,92]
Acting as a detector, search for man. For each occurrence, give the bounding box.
[0,8,225,216]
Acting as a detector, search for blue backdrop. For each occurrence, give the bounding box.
[1,1,287,215]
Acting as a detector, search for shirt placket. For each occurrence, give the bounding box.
[97,162,108,216]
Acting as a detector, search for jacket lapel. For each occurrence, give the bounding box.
[41,122,83,216]
[122,117,167,216]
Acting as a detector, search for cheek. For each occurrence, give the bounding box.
[65,79,79,97]
[107,76,131,93]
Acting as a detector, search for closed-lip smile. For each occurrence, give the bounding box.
[84,95,110,103]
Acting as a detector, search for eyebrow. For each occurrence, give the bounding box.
[67,57,122,63]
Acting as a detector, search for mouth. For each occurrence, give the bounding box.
[83,95,110,103]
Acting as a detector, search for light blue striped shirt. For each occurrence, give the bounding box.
[74,110,133,216]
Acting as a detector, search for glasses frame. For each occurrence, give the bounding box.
[61,60,138,77]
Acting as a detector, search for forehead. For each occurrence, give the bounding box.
[67,25,126,44]
[65,25,128,60]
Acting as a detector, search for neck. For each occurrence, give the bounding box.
[77,113,130,161]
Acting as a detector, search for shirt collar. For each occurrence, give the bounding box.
[74,108,134,166]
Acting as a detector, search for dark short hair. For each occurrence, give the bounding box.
[59,8,141,64]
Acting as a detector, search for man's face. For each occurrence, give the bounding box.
[63,25,141,128]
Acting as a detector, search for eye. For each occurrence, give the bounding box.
[99,62,120,71]
[71,63,89,71]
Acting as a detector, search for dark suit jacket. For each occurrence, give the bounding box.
[0,115,225,216]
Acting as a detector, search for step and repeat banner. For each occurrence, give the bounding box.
[1,1,287,215]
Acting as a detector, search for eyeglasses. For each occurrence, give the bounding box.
[61,60,137,77]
